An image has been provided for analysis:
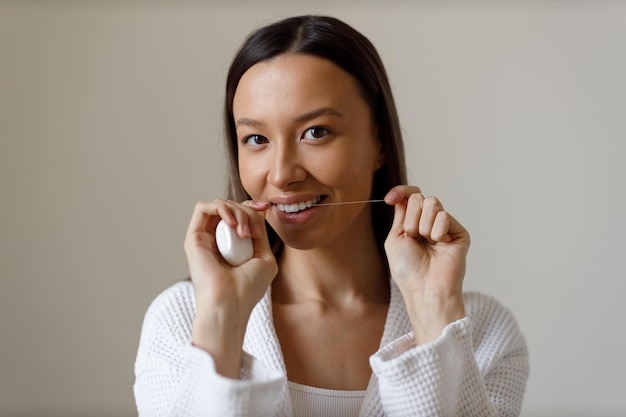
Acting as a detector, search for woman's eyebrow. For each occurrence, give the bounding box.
[236,118,265,128]
[294,107,345,123]
[235,107,344,128]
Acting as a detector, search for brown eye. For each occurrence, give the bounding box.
[243,135,269,146]
[302,127,329,140]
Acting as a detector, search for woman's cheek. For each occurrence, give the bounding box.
[238,158,264,199]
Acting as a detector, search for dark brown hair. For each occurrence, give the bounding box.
[223,15,407,254]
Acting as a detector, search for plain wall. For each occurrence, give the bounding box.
[1,1,625,416]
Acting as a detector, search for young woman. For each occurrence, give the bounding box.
[134,15,529,417]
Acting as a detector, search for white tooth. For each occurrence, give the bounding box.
[276,197,321,213]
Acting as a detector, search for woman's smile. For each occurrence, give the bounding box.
[270,195,323,226]
[273,196,322,213]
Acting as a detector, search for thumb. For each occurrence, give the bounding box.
[250,210,274,259]
[388,198,408,239]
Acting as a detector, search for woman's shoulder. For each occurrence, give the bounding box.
[462,292,528,358]
[462,291,521,324]
[146,280,195,313]
[139,280,196,338]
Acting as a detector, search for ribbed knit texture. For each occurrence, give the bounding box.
[134,281,529,416]
[288,381,365,417]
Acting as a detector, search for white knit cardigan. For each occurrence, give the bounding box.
[134,280,529,417]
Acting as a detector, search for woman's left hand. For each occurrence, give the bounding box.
[384,185,471,345]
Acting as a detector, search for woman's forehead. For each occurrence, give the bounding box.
[233,54,364,118]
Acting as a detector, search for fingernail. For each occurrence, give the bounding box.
[385,191,399,202]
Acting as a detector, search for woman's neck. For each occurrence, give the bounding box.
[272,229,389,308]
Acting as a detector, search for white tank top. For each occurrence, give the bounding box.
[288,381,366,417]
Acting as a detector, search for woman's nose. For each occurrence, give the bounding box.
[267,142,306,189]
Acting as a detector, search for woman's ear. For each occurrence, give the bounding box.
[375,144,385,171]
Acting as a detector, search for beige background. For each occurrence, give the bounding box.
[1,1,625,416]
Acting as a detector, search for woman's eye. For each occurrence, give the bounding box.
[302,127,329,140]
[243,135,268,146]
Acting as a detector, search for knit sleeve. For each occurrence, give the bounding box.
[369,292,529,417]
[133,281,285,417]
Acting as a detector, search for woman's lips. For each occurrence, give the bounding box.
[270,196,326,225]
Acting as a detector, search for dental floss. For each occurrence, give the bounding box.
[312,199,385,206]
[216,199,385,266]
[216,219,254,266]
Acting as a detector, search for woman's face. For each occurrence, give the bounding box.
[233,53,383,250]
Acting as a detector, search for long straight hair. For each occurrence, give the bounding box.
[223,15,407,255]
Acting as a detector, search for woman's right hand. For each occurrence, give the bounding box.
[183,199,278,378]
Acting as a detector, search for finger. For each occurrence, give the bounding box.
[225,201,269,239]
[185,201,219,255]
[443,212,470,245]
[384,184,422,205]
[231,207,254,239]
[418,196,444,240]
[242,200,271,238]
[186,201,224,238]
[243,200,271,211]
[186,200,255,240]
[386,185,423,238]
[430,210,453,243]
[403,193,425,237]
[251,211,273,257]
[388,197,408,238]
